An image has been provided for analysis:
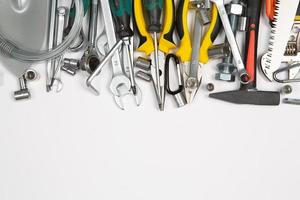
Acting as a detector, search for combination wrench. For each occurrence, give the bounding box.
[80,0,101,74]
[210,0,250,84]
[86,0,139,109]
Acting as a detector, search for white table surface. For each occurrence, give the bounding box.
[0,1,299,200]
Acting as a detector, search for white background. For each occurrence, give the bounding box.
[0,1,300,200]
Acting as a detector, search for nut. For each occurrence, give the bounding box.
[217,63,236,73]
[206,83,215,92]
[280,85,293,95]
[24,69,38,81]
[215,73,235,82]
[228,3,243,16]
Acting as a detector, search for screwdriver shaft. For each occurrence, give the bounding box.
[153,32,161,103]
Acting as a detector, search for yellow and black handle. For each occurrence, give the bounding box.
[199,4,221,64]
[133,0,154,55]
[175,0,192,62]
[159,0,177,54]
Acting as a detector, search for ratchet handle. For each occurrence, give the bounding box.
[199,4,220,64]
[134,0,154,55]
[244,0,262,88]
[143,0,163,33]
[159,0,177,53]
[176,0,192,62]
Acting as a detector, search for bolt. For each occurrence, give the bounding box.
[216,63,236,82]
[208,43,231,60]
[215,0,243,82]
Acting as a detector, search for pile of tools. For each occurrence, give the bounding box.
[2,0,300,109]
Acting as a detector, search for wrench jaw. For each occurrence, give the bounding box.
[47,56,64,93]
[48,78,64,93]
[110,75,132,110]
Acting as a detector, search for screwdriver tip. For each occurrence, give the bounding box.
[159,104,164,111]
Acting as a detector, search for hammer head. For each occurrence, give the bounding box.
[209,90,280,106]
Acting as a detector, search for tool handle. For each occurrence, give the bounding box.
[265,0,275,21]
[158,0,177,53]
[296,3,300,20]
[133,0,154,55]
[143,0,163,33]
[199,4,220,64]
[244,0,262,88]
[175,0,192,62]
[109,0,134,38]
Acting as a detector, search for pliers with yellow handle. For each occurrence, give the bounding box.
[134,0,177,110]
[176,0,220,103]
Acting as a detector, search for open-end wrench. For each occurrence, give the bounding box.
[210,0,249,84]
[109,0,142,105]
[86,0,138,110]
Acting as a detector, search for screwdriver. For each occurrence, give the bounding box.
[109,0,139,99]
[143,0,164,103]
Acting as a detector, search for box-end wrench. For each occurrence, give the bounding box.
[210,0,250,84]
[80,0,101,74]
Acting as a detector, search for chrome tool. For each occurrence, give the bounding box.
[86,0,138,110]
[210,0,249,83]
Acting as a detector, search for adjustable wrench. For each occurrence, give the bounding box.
[210,0,249,83]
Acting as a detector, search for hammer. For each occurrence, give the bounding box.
[209,0,280,106]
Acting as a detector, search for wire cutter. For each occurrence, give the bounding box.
[176,0,219,103]
[134,0,177,110]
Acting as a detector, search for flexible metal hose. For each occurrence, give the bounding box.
[0,0,84,62]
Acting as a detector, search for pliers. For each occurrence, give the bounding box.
[134,0,177,110]
[176,0,220,103]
